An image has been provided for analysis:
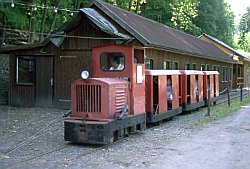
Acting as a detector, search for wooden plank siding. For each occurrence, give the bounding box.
[145,48,232,91]
[3,4,242,109]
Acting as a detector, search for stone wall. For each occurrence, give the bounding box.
[0,55,9,105]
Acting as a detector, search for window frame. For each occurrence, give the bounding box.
[192,63,196,70]
[222,66,228,82]
[100,52,125,72]
[185,63,190,70]
[15,56,35,85]
[173,61,179,70]
[206,64,210,71]
[201,64,205,71]
[163,60,171,70]
[145,58,154,69]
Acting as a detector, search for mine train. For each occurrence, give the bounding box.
[64,44,220,144]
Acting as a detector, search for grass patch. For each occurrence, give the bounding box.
[194,96,250,127]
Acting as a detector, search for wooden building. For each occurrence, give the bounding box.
[0,0,238,109]
[199,33,250,89]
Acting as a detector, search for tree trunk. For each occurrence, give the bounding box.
[0,4,6,46]
[40,0,48,42]
[74,0,81,10]
[46,0,61,38]
[128,0,133,11]
[28,0,36,44]
[135,0,140,14]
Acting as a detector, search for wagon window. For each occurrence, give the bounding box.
[16,56,35,84]
[100,52,125,71]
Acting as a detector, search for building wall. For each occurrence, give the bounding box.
[145,48,232,91]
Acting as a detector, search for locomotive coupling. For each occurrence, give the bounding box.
[118,105,128,120]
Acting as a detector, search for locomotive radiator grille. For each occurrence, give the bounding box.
[115,89,127,113]
[76,85,101,113]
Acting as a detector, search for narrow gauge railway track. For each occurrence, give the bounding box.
[3,117,63,157]
[4,132,143,169]
[0,116,62,142]
[1,89,248,169]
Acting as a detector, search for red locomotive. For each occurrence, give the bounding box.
[64,44,219,144]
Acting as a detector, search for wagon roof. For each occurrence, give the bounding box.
[179,70,204,75]
[91,0,236,63]
[145,70,181,76]
[203,71,219,75]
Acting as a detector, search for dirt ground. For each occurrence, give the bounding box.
[0,102,250,169]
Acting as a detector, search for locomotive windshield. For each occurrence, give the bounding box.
[100,52,125,71]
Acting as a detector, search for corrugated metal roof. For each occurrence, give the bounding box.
[93,0,236,63]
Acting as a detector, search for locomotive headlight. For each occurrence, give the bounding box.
[81,71,89,80]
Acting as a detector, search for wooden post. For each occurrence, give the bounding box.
[240,85,243,101]
[227,86,230,106]
[207,91,211,116]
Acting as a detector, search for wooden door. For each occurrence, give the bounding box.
[35,56,53,107]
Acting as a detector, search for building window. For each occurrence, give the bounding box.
[16,56,35,84]
[229,67,232,81]
[222,66,227,82]
[216,65,220,73]
[238,65,243,77]
[163,60,171,70]
[146,58,154,69]
[173,61,179,70]
[201,64,205,71]
[192,63,196,70]
[206,64,210,71]
[185,63,190,70]
[213,65,217,71]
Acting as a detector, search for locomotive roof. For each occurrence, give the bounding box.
[91,0,236,63]
[145,70,181,76]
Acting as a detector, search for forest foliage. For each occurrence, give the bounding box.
[0,0,249,52]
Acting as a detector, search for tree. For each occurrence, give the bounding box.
[140,0,173,25]
[194,0,235,46]
[170,0,200,35]
[238,7,250,52]
[0,0,91,45]
[104,0,146,14]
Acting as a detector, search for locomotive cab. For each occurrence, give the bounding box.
[64,44,146,144]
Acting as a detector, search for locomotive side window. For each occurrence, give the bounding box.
[100,52,125,71]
